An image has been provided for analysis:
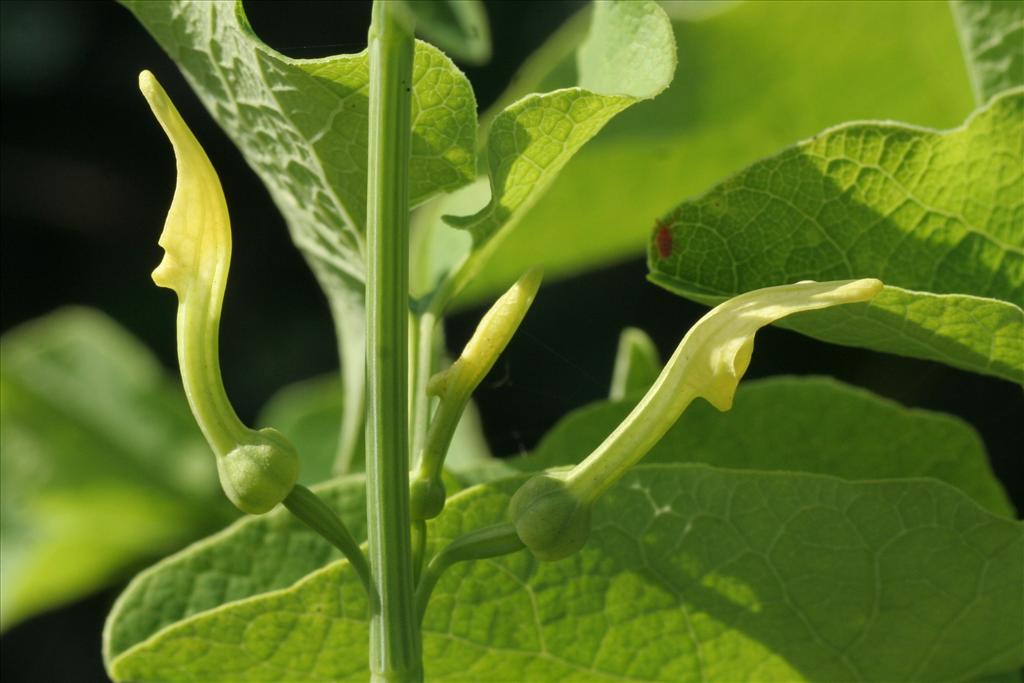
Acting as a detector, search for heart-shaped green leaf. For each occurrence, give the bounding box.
[103,475,368,663]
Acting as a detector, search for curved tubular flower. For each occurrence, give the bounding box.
[140,70,299,515]
[410,268,543,520]
[511,278,883,561]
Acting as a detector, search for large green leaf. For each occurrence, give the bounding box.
[123,0,479,470]
[0,308,230,630]
[444,0,975,306]
[648,89,1024,384]
[103,475,368,663]
[950,0,1024,104]
[105,466,1023,681]
[507,375,1014,518]
[420,0,676,303]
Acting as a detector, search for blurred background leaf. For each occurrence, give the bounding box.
[256,375,351,486]
[949,0,1024,104]
[0,308,233,631]
[397,0,492,65]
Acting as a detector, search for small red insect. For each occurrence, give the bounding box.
[654,220,673,259]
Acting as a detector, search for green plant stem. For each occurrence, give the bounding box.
[365,2,420,681]
[411,519,427,583]
[410,386,464,514]
[414,523,525,623]
[409,310,437,463]
[282,484,374,598]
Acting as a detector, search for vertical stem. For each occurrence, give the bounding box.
[409,310,437,465]
[365,2,420,681]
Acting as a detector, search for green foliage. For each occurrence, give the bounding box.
[122,0,476,271]
[444,0,975,305]
[648,90,1024,383]
[102,374,1021,680]
[950,0,1024,104]
[122,0,678,475]
[104,466,1023,682]
[10,0,1010,679]
[0,309,230,630]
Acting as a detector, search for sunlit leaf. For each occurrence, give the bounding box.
[648,90,1023,383]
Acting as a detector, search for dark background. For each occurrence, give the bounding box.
[2,2,1021,681]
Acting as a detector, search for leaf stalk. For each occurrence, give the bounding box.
[414,523,524,623]
[283,484,375,599]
